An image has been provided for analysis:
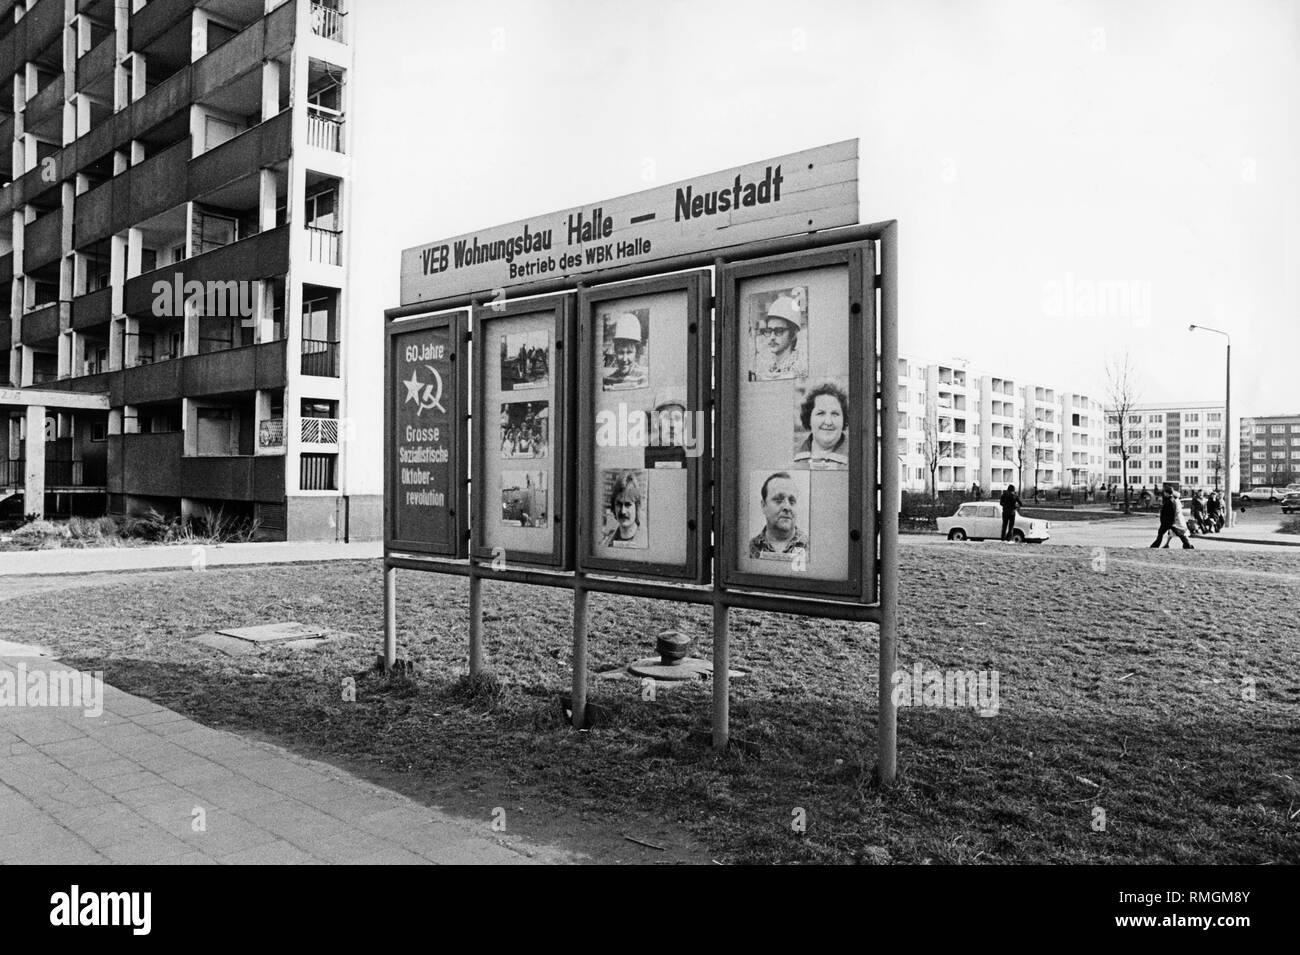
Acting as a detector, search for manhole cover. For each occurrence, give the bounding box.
[216,622,329,644]
[627,657,746,681]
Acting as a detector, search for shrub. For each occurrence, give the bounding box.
[13,519,64,540]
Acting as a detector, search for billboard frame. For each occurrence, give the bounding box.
[384,309,469,557]
[716,242,877,603]
[383,220,899,783]
[576,270,713,583]
[470,293,578,570]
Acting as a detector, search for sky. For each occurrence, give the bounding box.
[350,0,1299,416]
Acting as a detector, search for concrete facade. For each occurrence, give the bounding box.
[1102,401,1231,491]
[1239,413,1300,488]
[0,0,369,538]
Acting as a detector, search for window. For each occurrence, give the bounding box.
[196,213,237,254]
[1148,445,1162,454]
[1148,414,1163,423]
[1207,412,1221,422]
[90,422,107,442]
[305,188,337,230]
[1207,428,1221,438]
[1185,413,1198,422]
[204,115,241,152]
[1185,460,1199,470]
[1185,445,1199,454]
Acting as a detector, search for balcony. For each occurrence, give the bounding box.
[108,431,183,497]
[189,109,292,195]
[23,210,63,271]
[183,340,287,398]
[76,33,117,89]
[306,226,341,265]
[71,287,113,331]
[306,108,343,152]
[311,2,346,42]
[123,225,291,315]
[181,453,284,502]
[300,417,339,445]
[301,338,338,377]
[20,301,66,345]
[299,452,336,490]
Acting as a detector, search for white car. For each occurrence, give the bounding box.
[937,502,1051,543]
[1239,486,1284,504]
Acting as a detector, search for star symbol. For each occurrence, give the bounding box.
[403,370,424,405]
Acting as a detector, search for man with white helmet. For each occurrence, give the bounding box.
[602,311,648,390]
[751,293,807,381]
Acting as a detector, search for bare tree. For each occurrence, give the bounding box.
[1105,352,1143,513]
[922,393,940,508]
[1016,399,1036,496]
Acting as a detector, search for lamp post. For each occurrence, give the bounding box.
[1188,324,1233,528]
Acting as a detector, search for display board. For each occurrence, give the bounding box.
[577,272,711,581]
[400,140,859,305]
[385,310,468,556]
[718,243,877,602]
[472,294,576,568]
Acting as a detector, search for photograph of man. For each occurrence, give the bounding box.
[600,468,649,548]
[792,381,849,470]
[500,330,549,391]
[748,288,808,381]
[499,400,549,459]
[601,310,649,391]
[748,470,810,560]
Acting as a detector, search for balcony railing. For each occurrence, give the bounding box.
[307,109,344,152]
[259,418,285,451]
[3,460,96,487]
[301,417,339,444]
[301,338,339,377]
[311,2,347,42]
[306,225,342,265]
[300,452,336,491]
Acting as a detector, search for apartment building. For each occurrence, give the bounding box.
[1102,401,1230,491]
[1239,414,1300,487]
[896,358,1106,494]
[0,0,373,540]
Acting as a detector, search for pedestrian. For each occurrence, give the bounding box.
[1151,484,1194,549]
[999,483,1021,542]
[1207,490,1223,532]
[1190,489,1209,534]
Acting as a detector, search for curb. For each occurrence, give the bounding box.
[1197,534,1300,548]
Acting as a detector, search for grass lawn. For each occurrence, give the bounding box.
[4,545,1298,864]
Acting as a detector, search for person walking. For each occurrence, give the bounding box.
[1207,490,1223,532]
[999,483,1021,541]
[1151,484,1194,549]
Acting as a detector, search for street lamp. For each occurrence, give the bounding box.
[1188,324,1233,528]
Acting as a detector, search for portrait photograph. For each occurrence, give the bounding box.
[644,390,691,469]
[500,471,548,528]
[599,468,649,549]
[746,286,808,382]
[500,330,550,391]
[747,469,810,562]
[601,307,650,391]
[499,400,549,459]
[792,378,849,470]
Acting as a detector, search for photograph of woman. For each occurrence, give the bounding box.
[792,381,849,470]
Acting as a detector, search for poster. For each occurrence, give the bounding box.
[387,313,465,555]
[582,274,709,580]
[474,298,570,567]
[730,260,857,587]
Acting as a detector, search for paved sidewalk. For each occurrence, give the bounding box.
[0,540,382,577]
[0,650,579,864]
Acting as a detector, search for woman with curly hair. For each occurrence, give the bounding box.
[793,382,849,470]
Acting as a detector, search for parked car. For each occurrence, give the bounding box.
[1239,486,1285,504]
[937,502,1050,543]
[1282,492,1300,514]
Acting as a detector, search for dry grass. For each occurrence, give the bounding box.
[3,545,1298,864]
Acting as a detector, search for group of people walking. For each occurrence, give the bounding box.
[1150,486,1226,549]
